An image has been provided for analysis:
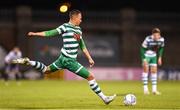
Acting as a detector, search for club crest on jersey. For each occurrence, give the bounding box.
[73,33,81,41]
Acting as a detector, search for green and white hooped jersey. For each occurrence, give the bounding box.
[56,23,83,59]
[142,35,165,57]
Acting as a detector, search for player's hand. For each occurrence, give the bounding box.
[158,57,162,66]
[89,58,95,68]
[27,32,36,37]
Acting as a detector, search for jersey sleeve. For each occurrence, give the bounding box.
[158,37,165,57]
[158,47,164,57]
[142,37,148,48]
[44,24,66,37]
[140,47,147,60]
[79,35,87,50]
[44,29,59,37]
[141,37,148,60]
[56,24,66,35]
[161,37,165,47]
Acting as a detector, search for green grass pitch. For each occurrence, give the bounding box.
[0,80,180,110]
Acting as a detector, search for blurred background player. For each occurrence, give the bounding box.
[141,28,165,95]
[12,9,116,104]
[4,46,22,85]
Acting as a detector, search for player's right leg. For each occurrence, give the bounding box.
[142,59,150,95]
[12,57,63,74]
[11,57,50,74]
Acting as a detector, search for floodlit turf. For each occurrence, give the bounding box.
[0,80,180,110]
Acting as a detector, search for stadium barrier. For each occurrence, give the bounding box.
[64,67,180,81]
[64,67,142,80]
[1,67,180,80]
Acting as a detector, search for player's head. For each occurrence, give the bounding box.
[69,9,82,26]
[152,28,161,41]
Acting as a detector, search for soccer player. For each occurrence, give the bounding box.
[4,47,22,85]
[141,28,165,95]
[12,9,116,104]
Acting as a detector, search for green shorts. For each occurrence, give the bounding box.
[142,55,157,66]
[49,54,90,79]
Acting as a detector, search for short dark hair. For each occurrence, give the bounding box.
[152,28,161,34]
[69,9,81,19]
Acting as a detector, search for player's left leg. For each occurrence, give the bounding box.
[150,56,161,95]
[65,58,116,105]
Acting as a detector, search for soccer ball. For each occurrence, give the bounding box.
[123,94,136,106]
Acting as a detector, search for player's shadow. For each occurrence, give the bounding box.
[116,93,127,96]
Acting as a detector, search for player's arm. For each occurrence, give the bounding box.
[5,56,10,64]
[5,52,13,64]
[79,38,95,67]
[157,38,165,66]
[158,39,165,59]
[141,37,148,61]
[28,25,66,37]
[140,47,147,60]
[28,29,59,37]
[158,47,164,57]
[157,47,164,66]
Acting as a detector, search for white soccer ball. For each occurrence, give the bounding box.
[123,94,136,106]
